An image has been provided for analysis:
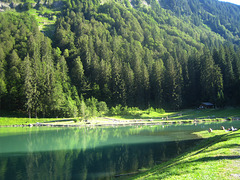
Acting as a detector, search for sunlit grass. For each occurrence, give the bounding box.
[108,107,240,121]
[26,8,57,32]
[1,107,239,126]
[131,130,240,180]
[0,117,61,126]
[174,107,240,120]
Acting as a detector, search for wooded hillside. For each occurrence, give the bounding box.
[0,0,240,117]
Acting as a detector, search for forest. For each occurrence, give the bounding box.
[0,0,240,118]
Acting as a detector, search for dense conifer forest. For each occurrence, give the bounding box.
[0,0,240,118]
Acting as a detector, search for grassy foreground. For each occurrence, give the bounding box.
[131,130,240,180]
[0,117,62,126]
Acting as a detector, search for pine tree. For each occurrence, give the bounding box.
[122,62,134,106]
[151,59,164,107]
[142,62,150,108]
[7,50,23,110]
[200,49,223,104]
[163,55,179,109]
[224,47,236,103]
[111,56,126,106]
[187,51,201,106]
[23,55,34,118]
[232,49,240,105]
[0,48,7,109]
[71,56,85,93]
[80,95,88,120]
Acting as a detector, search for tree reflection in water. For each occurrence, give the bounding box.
[0,125,201,179]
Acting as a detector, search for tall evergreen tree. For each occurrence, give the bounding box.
[23,54,34,118]
[151,59,164,107]
[71,56,85,93]
[7,50,23,110]
[187,52,201,106]
[224,47,236,104]
[122,62,134,106]
[111,56,126,106]
[163,54,182,110]
[142,62,150,108]
[200,49,223,104]
[0,48,7,109]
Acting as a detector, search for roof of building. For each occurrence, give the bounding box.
[201,102,214,106]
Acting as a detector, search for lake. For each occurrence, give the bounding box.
[0,121,239,179]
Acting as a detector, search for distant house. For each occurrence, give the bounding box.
[199,102,214,109]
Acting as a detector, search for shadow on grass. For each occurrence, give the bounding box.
[192,155,240,162]
[41,24,55,39]
[132,131,240,179]
[205,143,240,153]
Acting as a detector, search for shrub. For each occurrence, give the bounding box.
[146,107,165,114]
[147,107,155,114]
[122,106,131,115]
[110,104,122,115]
[156,108,165,114]
[227,117,232,121]
[98,101,109,116]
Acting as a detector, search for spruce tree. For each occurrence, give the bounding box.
[23,55,34,118]
[71,56,85,93]
[151,59,164,107]
[0,48,7,109]
[7,50,23,110]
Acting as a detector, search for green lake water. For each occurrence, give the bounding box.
[0,121,240,179]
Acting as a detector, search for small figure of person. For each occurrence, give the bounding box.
[221,126,225,130]
[208,128,213,133]
[227,126,238,131]
[230,126,237,131]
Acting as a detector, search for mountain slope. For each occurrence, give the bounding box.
[158,0,240,44]
[0,0,240,117]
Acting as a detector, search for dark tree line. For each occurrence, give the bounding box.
[1,0,240,117]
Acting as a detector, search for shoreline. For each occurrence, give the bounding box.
[0,118,238,128]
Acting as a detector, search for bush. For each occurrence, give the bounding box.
[97,101,109,116]
[156,108,165,114]
[147,107,155,114]
[146,107,165,114]
[110,104,122,115]
[122,106,131,115]
[227,117,232,121]
[129,107,140,112]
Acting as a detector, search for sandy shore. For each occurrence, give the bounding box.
[15,117,232,128]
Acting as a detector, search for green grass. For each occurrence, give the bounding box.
[172,107,240,120]
[108,107,240,121]
[108,110,177,120]
[26,8,58,33]
[131,130,240,180]
[1,107,239,126]
[2,7,58,39]
[0,117,63,126]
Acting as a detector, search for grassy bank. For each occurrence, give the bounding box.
[1,107,240,126]
[109,107,240,120]
[0,117,63,126]
[131,130,240,180]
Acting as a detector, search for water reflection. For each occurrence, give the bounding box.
[0,140,198,180]
[0,125,200,154]
[0,121,239,179]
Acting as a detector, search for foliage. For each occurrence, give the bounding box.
[1,0,240,118]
